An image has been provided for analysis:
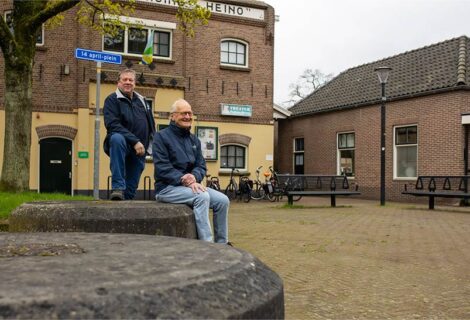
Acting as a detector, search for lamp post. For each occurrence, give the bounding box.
[375,67,392,206]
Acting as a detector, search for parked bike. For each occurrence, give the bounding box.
[251,166,266,200]
[265,166,303,202]
[224,168,252,202]
[205,174,221,192]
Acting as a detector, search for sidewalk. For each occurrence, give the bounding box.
[229,198,470,319]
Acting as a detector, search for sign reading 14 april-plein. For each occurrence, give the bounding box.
[75,48,122,65]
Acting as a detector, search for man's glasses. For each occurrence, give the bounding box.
[173,111,193,116]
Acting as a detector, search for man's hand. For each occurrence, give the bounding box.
[181,173,196,186]
[134,142,145,156]
[189,182,206,194]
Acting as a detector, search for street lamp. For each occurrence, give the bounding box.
[375,67,392,206]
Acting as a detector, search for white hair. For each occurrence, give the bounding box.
[170,99,190,113]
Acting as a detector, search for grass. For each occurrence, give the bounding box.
[280,203,352,209]
[0,192,92,219]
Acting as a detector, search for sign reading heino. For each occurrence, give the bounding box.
[136,0,265,20]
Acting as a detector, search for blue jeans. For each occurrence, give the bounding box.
[109,133,145,200]
[155,185,229,243]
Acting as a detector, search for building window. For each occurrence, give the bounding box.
[220,39,248,67]
[221,145,246,169]
[337,132,355,176]
[5,11,44,46]
[394,125,418,178]
[104,26,171,59]
[293,138,304,174]
[144,98,153,110]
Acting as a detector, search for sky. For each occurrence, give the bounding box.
[263,0,470,106]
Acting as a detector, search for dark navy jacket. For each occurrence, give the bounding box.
[153,122,207,193]
[103,89,156,155]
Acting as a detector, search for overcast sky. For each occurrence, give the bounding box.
[263,0,470,106]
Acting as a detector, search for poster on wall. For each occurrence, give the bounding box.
[196,126,218,161]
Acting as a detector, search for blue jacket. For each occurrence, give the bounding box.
[103,89,156,155]
[153,122,207,193]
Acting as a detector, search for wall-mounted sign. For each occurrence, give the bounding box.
[196,127,218,161]
[78,151,89,159]
[136,0,265,21]
[220,104,252,117]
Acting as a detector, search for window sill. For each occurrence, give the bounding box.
[219,65,251,72]
[122,55,175,64]
[218,170,250,176]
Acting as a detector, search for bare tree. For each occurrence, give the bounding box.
[285,68,334,107]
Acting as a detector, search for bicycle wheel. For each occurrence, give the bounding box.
[266,191,277,202]
[292,195,302,202]
[224,184,237,200]
[251,183,265,200]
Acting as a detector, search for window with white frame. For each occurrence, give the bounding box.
[337,132,355,176]
[5,11,44,46]
[220,145,246,169]
[394,125,418,178]
[220,39,248,67]
[293,137,304,174]
[103,24,171,59]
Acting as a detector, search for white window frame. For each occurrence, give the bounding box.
[4,10,44,46]
[393,124,418,179]
[337,132,355,177]
[220,38,249,68]
[219,144,248,173]
[102,16,175,60]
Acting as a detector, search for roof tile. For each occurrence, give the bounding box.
[290,36,468,116]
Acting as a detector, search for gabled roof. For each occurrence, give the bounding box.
[289,36,470,117]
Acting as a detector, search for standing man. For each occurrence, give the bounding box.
[152,99,230,244]
[103,69,156,200]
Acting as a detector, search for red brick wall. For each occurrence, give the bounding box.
[0,1,275,126]
[277,91,470,203]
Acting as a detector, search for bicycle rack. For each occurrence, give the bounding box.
[107,175,112,199]
[143,176,152,200]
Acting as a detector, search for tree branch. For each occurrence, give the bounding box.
[0,14,14,64]
[30,0,80,31]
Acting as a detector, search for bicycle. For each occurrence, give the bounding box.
[205,174,221,192]
[224,168,251,202]
[266,166,303,202]
[251,166,266,200]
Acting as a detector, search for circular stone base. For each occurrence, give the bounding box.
[9,201,197,239]
[0,233,284,319]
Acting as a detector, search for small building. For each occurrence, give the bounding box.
[0,0,276,197]
[277,36,470,202]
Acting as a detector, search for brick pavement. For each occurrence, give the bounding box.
[228,198,470,319]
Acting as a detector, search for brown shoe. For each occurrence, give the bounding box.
[110,190,124,201]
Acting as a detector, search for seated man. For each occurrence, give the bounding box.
[152,99,230,244]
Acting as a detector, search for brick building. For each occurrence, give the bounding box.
[0,0,275,197]
[277,36,470,203]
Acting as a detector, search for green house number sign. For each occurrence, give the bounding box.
[78,151,89,159]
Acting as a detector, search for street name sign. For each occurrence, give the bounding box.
[75,48,122,65]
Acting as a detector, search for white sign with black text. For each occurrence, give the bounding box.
[136,0,265,20]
